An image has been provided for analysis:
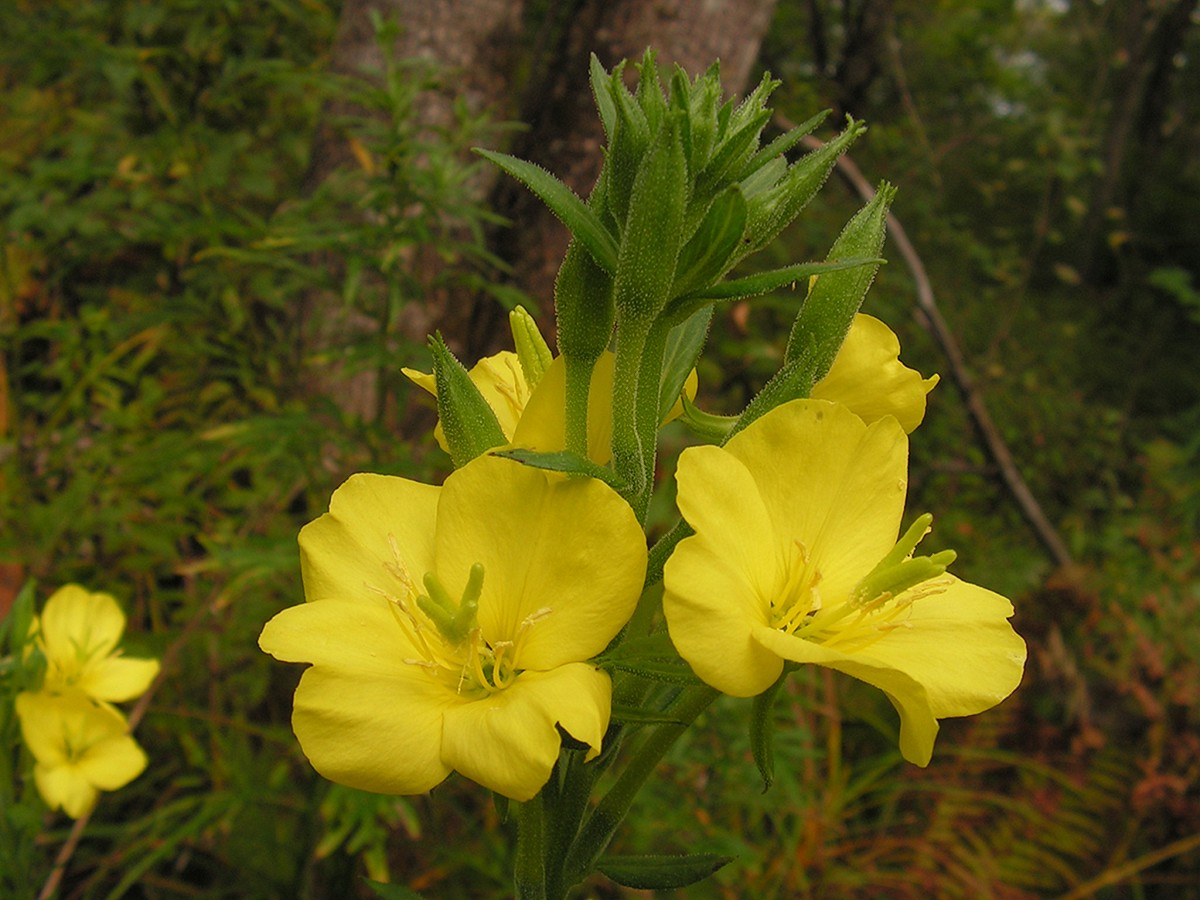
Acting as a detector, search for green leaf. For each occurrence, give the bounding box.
[589,53,616,139]
[598,853,735,890]
[0,578,36,655]
[475,149,618,273]
[429,334,505,468]
[604,657,703,686]
[608,703,689,725]
[751,668,790,792]
[695,108,770,200]
[657,307,712,422]
[363,879,426,900]
[491,448,625,490]
[740,109,829,181]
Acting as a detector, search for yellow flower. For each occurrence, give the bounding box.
[259,455,647,801]
[15,691,149,818]
[33,584,160,704]
[812,314,939,433]
[663,400,1025,765]
[403,351,697,464]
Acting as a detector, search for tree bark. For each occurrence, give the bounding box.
[306,0,780,416]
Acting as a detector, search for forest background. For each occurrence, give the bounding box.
[2,0,1199,896]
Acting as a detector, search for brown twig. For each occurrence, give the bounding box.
[789,118,1077,573]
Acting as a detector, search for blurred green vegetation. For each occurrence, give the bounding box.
[2,0,1198,897]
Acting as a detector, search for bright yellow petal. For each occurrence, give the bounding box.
[35,764,99,818]
[298,473,440,605]
[440,663,612,801]
[722,400,908,602]
[260,600,456,795]
[811,314,939,433]
[822,577,1027,719]
[664,445,785,696]
[78,656,160,703]
[434,456,645,670]
[663,367,700,424]
[39,585,125,669]
[751,623,941,765]
[15,692,71,766]
[512,353,616,464]
[469,351,529,441]
[77,732,148,792]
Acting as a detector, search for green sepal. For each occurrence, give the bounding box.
[362,879,426,900]
[657,307,711,422]
[611,111,688,323]
[678,394,736,443]
[589,53,616,140]
[742,117,865,256]
[784,183,896,374]
[740,109,829,182]
[606,67,651,226]
[750,667,790,792]
[666,256,882,323]
[491,448,626,490]
[672,186,747,298]
[597,853,735,890]
[474,148,618,274]
[508,305,552,390]
[429,334,506,467]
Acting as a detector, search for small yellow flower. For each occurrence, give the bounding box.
[259,455,647,801]
[663,399,1025,765]
[812,314,939,433]
[15,691,149,818]
[404,351,697,464]
[33,584,160,704]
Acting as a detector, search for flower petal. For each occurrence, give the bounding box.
[299,473,440,605]
[811,314,939,433]
[78,656,159,703]
[260,600,456,795]
[40,585,125,667]
[435,456,645,670]
[513,353,616,464]
[722,400,908,602]
[664,445,784,696]
[35,765,99,818]
[77,732,148,792]
[751,623,941,765]
[440,663,612,801]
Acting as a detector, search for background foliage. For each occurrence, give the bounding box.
[1,0,1198,896]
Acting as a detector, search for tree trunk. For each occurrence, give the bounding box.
[306,0,780,416]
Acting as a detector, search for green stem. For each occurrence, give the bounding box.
[630,320,669,517]
[515,795,547,899]
[562,685,719,886]
[543,751,595,900]
[646,518,693,588]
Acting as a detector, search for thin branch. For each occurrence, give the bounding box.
[788,117,1077,573]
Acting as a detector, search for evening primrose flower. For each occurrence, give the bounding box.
[812,314,939,433]
[33,584,160,704]
[259,455,647,801]
[663,400,1025,766]
[15,692,149,818]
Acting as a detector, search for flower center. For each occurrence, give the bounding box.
[369,534,550,698]
[770,514,956,650]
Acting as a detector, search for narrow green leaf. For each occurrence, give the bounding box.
[475,149,617,273]
[667,256,882,322]
[608,704,689,725]
[598,853,735,890]
[604,657,703,686]
[740,109,829,181]
[751,668,790,792]
[363,879,426,900]
[695,109,771,199]
[657,307,711,422]
[491,448,625,490]
[635,50,666,134]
